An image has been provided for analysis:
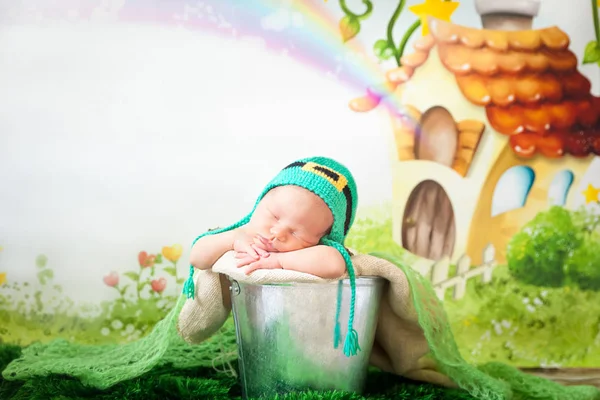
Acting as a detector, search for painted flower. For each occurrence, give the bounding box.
[162,244,183,263]
[0,272,6,286]
[138,251,156,268]
[103,271,119,287]
[151,277,167,293]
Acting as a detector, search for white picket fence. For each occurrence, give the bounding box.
[429,244,497,301]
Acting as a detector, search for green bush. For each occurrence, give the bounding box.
[506,206,600,291]
[506,206,582,288]
[565,233,600,291]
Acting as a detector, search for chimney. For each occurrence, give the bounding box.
[475,0,541,30]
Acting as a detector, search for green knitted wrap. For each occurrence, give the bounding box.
[183,156,360,356]
[2,255,600,399]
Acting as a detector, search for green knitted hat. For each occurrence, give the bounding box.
[183,156,361,357]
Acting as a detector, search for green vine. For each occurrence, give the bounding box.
[336,1,467,67]
[593,0,600,44]
[385,1,405,65]
[583,0,600,66]
[396,20,422,66]
[336,0,423,67]
[339,0,373,19]
[337,0,373,43]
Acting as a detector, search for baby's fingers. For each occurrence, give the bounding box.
[252,245,269,258]
[236,255,256,268]
[236,240,259,259]
[241,261,261,275]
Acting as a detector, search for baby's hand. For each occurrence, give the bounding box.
[233,230,269,266]
[234,250,266,267]
[237,252,282,275]
[233,230,260,259]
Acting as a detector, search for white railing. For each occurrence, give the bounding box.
[430,244,497,301]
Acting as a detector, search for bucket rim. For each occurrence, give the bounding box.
[230,275,386,288]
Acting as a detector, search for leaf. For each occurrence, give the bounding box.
[123,272,140,282]
[176,278,186,285]
[35,254,48,268]
[583,40,600,64]
[163,266,178,277]
[373,39,395,61]
[37,269,54,285]
[119,285,130,296]
[340,15,360,43]
[154,253,163,264]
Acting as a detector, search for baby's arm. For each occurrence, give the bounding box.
[191,226,266,270]
[189,229,238,270]
[277,245,346,279]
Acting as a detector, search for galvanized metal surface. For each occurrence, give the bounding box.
[230,277,385,399]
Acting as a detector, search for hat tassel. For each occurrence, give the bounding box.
[343,271,361,357]
[182,265,195,299]
[333,280,343,348]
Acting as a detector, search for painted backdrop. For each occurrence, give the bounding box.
[1,0,599,369]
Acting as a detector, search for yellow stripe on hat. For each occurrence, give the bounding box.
[302,162,348,192]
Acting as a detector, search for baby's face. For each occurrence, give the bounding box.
[248,185,333,252]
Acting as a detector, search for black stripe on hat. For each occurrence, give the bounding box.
[312,165,340,182]
[342,186,352,235]
[283,161,307,169]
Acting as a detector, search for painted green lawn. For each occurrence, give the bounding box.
[1,206,599,368]
[348,209,600,367]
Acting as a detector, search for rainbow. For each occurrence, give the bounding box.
[3,0,387,92]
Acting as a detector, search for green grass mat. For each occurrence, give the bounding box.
[0,344,475,400]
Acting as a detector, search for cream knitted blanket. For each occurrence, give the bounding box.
[178,251,460,389]
[176,251,600,400]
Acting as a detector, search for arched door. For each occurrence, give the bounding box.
[401,180,456,261]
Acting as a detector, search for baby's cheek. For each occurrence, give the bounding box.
[288,240,311,252]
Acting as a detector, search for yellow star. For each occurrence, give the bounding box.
[409,0,460,36]
[582,183,600,204]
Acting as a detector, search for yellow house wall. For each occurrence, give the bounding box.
[389,46,509,263]
[466,147,592,265]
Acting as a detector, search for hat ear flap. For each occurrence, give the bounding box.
[322,238,360,356]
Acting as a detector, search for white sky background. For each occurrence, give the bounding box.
[0,0,598,303]
[0,22,390,302]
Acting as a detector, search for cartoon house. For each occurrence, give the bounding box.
[351,0,600,265]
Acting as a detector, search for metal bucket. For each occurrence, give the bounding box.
[229,277,385,399]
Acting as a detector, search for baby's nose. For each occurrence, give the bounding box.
[270,226,286,242]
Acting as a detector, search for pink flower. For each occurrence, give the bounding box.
[103,271,119,287]
[138,251,156,268]
[151,277,167,293]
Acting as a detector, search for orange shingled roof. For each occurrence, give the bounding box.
[352,19,600,158]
